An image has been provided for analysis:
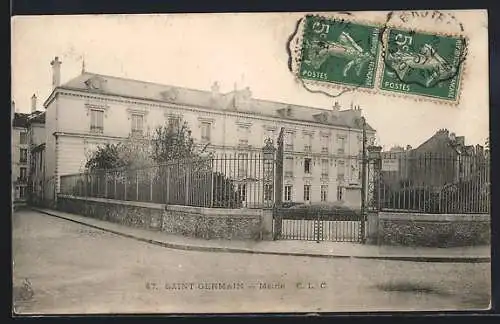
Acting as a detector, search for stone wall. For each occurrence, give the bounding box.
[56,195,273,241]
[163,205,272,240]
[376,212,490,247]
[57,195,164,231]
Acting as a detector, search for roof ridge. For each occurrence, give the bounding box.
[58,71,374,131]
[80,71,213,94]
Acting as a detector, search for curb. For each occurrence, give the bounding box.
[32,209,491,263]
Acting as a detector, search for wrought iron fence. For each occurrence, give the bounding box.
[60,152,274,209]
[377,152,490,214]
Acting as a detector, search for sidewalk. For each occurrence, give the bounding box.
[31,208,491,263]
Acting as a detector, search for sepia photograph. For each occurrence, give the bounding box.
[11,10,490,314]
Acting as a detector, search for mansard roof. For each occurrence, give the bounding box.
[13,112,29,128]
[58,72,375,131]
[27,111,46,124]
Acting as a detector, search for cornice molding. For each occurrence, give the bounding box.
[126,107,149,116]
[320,130,332,137]
[236,120,253,127]
[198,117,215,124]
[84,102,110,117]
[54,88,375,134]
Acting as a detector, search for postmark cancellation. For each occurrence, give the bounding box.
[289,11,468,104]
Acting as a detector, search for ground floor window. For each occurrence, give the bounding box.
[321,185,328,202]
[237,183,247,202]
[284,185,292,201]
[19,187,26,199]
[264,184,273,201]
[304,185,311,201]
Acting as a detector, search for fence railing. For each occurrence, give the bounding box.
[378,152,490,214]
[60,153,275,209]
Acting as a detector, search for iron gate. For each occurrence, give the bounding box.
[274,207,364,242]
[271,118,381,243]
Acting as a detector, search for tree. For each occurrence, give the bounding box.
[116,134,154,170]
[82,119,241,208]
[151,119,198,164]
[85,143,126,171]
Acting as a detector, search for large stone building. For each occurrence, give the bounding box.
[42,56,376,206]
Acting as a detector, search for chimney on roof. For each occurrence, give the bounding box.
[51,56,62,89]
[449,132,456,141]
[331,101,340,118]
[210,81,221,107]
[456,136,465,147]
[31,94,37,113]
[11,101,15,125]
[406,145,412,151]
[353,105,362,118]
[211,81,220,94]
[476,144,484,155]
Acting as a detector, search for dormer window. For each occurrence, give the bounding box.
[161,88,179,102]
[84,76,106,92]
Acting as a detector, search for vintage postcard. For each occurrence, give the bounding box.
[11,10,490,315]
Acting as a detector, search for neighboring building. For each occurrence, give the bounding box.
[12,110,30,201]
[42,56,376,206]
[381,129,487,188]
[26,94,46,205]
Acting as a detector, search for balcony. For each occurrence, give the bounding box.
[130,129,143,137]
[238,140,250,149]
[304,146,312,153]
[17,177,28,184]
[284,171,294,178]
[90,126,103,134]
[321,147,329,154]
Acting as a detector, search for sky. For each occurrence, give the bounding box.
[11,11,489,149]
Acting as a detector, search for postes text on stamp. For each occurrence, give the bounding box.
[299,15,381,89]
[379,28,466,102]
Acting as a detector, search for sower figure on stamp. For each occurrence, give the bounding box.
[304,31,374,77]
[386,43,458,87]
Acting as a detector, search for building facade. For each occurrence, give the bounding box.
[12,95,47,204]
[26,101,46,205]
[381,129,487,188]
[42,56,376,206]
[12,110,29,201]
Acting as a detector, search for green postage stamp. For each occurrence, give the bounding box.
[291,14,467,104]
[379,28,465,101]
[299,15,381,89]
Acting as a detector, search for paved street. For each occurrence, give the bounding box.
[13,210,491,314]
